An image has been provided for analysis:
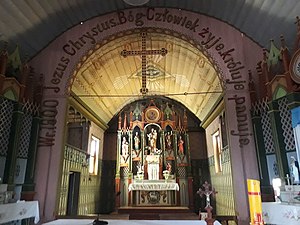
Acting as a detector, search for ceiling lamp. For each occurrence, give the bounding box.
[123,0,150,6]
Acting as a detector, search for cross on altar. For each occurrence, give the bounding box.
[121,32,168,95]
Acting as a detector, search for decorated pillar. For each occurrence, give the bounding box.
[268,101,289,181]
[251,112,270,185]
[22,114,41,200]
[115,130,122,208]
[3,104,24,190]
[186,133,194,209]
[128,131,133,206]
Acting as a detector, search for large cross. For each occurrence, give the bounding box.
[121,32,168,95]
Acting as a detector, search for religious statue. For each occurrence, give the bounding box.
[134,132,140,150]
[147,128,158,152]
[136,162,144,180]
[178,135,184,155]
[165,132,172,149]
[166,162,172,172]
[290,156,300,184]
[163,162,172,181]
[121,136,129,156]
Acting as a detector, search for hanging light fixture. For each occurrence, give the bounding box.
[123,0,150,6]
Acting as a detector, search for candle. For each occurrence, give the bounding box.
[286,174,290,185]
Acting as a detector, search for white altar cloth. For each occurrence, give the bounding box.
[262,202,300,225]
[43,219,222,225]
[129,182,179,192]
[0,201,40,224]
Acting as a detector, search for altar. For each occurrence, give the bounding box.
[0,201,40,224]
[129,180,179,206]
[116,100,191,208]
[262,202,300,225]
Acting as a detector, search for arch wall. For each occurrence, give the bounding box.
[29,8,262,224]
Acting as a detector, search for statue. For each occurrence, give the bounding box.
[166,162,172,172]
[121,136,129,156]
[178,135,184,155]
[290,156,300,184]
[165,132,172,149]
[134,132,140,150]
[136,162,144,180]
[147,128,157,152]
[163,162,172,181]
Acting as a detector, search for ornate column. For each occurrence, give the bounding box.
[3,103,24,190]
[251,108,276,202]
[251,112,270,185]
[115,131,122,208]
[174,133,181,206]
[129,131,133,173]
[268,101,289,181]
[128,131,133,206]
[186,133,194,210]
[22,114,41,200]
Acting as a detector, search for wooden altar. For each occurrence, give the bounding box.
[115,99,191,208]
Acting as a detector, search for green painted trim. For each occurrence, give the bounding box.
[267,101,289,180]
[273,85,287,100]
[287,92,300,109]
[3,89,17,101]
[23,115,41,191]
[3,103,24,187]
[251,115,270,185]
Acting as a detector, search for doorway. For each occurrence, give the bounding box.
[66,171,81,216]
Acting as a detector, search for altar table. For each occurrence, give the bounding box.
[0,201,40,224]
[128,180,179,206]
[129,181,179,191]
[262,202,300,225]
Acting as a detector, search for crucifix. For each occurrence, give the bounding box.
[197,181,217,224]
[121,32,168,95]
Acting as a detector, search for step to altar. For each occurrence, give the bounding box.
[118,206,198,220]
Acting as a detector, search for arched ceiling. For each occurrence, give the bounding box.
[72,30,222,123]
[1,0,299,125]
[1,0,299,59]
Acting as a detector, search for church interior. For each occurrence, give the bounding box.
[0,1,300,225]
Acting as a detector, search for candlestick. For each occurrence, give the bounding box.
[286,174,290,185]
